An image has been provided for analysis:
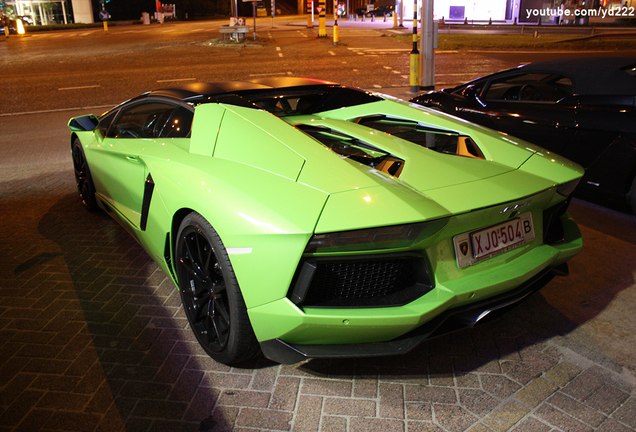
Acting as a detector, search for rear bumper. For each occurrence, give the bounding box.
[260,263,567,364]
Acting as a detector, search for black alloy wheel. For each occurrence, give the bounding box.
[71,139,98,211]
[175,212,259,365]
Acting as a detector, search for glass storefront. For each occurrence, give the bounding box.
[3,0,72,25]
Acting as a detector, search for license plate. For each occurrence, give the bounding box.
[453,213,535,268]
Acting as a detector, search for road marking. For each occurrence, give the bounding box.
[58,85,100,91]
[350,48,411,52]
[0,104,114,117]
[249,72,288,77]
[348,47,410,55]
[156,78,196,83]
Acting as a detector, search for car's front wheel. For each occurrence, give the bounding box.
[71,138,98,212]
[175,212,260,365]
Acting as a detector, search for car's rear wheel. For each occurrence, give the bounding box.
[71,138,98,212]
[175,212,260,365]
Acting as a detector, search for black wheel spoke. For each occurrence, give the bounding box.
[180,233,210,283]
[210,295,230,348]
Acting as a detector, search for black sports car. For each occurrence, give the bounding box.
[411,56,636,214]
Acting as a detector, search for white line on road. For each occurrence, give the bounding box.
[156,78,196,83]
[249,72,288,77]
[349,48,411,52]
[0,105,114,117]
[58,85,100,91]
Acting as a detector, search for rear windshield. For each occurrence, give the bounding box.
[244,87,383,116]
[355,115,484,159]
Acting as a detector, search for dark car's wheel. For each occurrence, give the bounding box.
[175,212,260,365]
[72,138,98,212]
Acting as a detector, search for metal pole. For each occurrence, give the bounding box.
[253,1,257,40]
[307,0,313,27]
[61,0,68,24]
[419,0,434,90]
[271,0,275,27]
[409,0,418,93]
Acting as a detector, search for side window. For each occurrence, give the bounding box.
[160,105,194,138]
[107,102,177,139]
[483,73,573,102]
[98,110,118,137]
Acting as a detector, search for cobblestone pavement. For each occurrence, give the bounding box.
[1,110,635,432]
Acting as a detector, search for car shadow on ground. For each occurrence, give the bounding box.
[33,191,230,431]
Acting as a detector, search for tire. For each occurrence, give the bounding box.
[175,212,260,365]
[71,138,98,212]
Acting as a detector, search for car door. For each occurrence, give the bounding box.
[462,72,578,154]
[89,100,179,229]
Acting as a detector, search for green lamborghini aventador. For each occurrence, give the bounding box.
[69,78,583,365]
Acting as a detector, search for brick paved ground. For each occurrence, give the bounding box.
[1,110,635,432]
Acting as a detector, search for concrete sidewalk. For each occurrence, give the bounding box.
[0,108,635,432]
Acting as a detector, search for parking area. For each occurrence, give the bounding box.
[1,107,635,431]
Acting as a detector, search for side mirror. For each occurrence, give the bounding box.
[461,85,486,108]
[68,115,100,132]
[461,86,476,98]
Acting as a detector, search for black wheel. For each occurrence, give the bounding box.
[175,212,260,365]
[71,138,98,212]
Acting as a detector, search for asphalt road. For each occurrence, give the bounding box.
[4,15,635,115]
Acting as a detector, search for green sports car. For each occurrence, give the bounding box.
[69,78,583,365]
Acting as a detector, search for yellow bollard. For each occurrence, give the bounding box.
[409,32,418,92]
[332,0,338,45]
[318,0,326,37]
[333,19,338,45]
